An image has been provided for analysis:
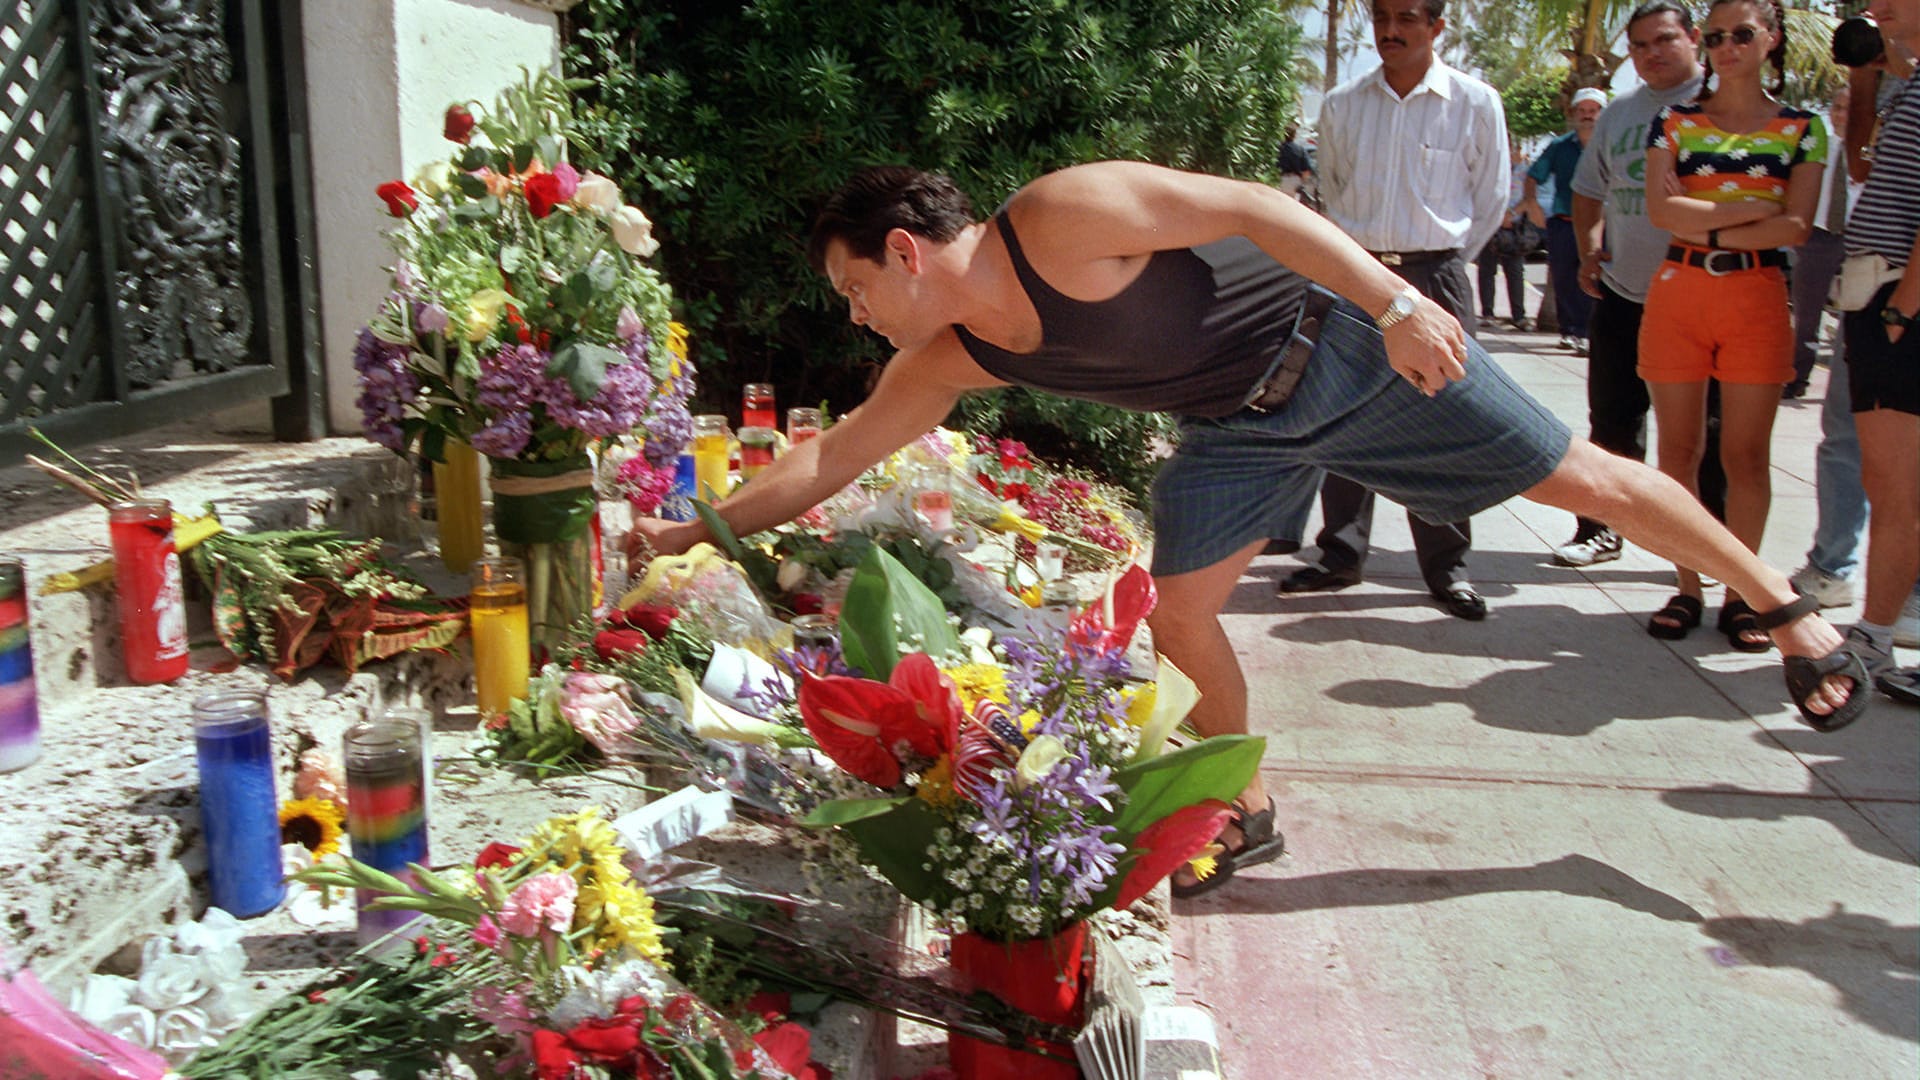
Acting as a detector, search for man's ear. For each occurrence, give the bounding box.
[884,228,922,272]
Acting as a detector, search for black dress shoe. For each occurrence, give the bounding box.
[1436,583,1487,620]
[1279,566,1362,594]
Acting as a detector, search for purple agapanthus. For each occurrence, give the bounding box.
[966,744,1124,909]
[352,328,420,452]
[1000,637,1132,738]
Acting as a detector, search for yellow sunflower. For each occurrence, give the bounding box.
[279,797,345,859]
[575,877,667,966]
[519,808,631,888]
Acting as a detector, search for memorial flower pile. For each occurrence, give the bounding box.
[796,564,1264,943]
[354,69,693,472]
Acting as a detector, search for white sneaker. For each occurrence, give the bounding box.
[1789,564,1855,609]
[1896,592,1919,649]
[1552,529,1623,567]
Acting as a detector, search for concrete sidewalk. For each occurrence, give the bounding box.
[1171,313,1918,1078]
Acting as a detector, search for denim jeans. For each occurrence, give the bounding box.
[1546,217,1593,338]
[1806,342,1867,579]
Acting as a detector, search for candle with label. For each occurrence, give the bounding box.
[737,426,776,480]
[108,499,189,684]
[742,382,777,430]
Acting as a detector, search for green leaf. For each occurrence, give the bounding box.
[499,244,527,275]
[546,342,620,402]
[837,545,960,681]
[692,500,745,560]
[419,425,446,465]
[512,142,536,173]
[456,146,489,171]
[451,172,489,199]
[800,795,911,827]
[822,797,948,904]
[1108,735,1265,841]
[535,134,564,169]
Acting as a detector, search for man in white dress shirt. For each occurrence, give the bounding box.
[1279,0,1508,620]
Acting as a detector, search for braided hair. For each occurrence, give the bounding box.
[1698,0,1788,101]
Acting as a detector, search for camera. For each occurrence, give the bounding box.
[1832,15,1885,69]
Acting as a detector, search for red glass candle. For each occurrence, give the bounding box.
[108,499,189,684]
[742,382,776,430]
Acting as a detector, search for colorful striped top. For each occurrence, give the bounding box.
[1646,103,1827,205]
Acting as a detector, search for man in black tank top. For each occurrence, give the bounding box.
[629,162,1873,889]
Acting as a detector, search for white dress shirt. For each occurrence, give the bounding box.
[1318,60,1510,259]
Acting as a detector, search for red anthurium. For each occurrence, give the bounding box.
[797,673,912,788]
[1069,564,1156,654]
[593,627,651,661]
[789,592,824,616]
[1112,800,1233,910]
[525,172,564,219]
[444,104,476,144]
[886,653,961,757]
[375,180,417,217]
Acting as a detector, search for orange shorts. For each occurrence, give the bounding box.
[1637,259,1794,385]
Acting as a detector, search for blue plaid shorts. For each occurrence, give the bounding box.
[1150,290,1572,577]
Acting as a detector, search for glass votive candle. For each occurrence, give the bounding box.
[469,557,530,722]
[786,407,823,445]
[691,414,731,503]
[191,689,285,917]
[108,497,190,685]
[738,426,777,480]
[0,557,41,772]
[1034,541,1067,582]
[344,713,430,945]
[914,489,954,533]
[742,382,777,430]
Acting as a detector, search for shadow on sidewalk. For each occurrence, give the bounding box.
[1701,907,1919,1043]
[1183,852,1703,924]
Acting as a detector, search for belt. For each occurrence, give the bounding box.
[1665,244,1788,276]
[1368,248,1458,266]
[1245,288,1338,413]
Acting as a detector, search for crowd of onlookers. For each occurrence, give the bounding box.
[1280,0,1919,705]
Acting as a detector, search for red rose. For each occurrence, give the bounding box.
[375,180,417,217]
[474,842,522,870]
[525,172,563,219]
[789,592,824,616]
[616,603,679,641]
[593,627,651,661]
[444,104,476,144]
[566,1016,642,1063]
[743,991,791,1023]
[530,1030,580,1080]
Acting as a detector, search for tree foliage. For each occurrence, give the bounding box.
[1504,64,1574,140]
[563,1,1303,499]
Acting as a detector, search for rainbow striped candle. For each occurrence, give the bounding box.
[344,715,429,945]
[0,557,41,772]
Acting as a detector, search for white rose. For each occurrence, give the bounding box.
[133,948,206,1010]
[610,205,660,257]
[573,172,623,214]
[412,160,452,198]
[154,1006,216,1059]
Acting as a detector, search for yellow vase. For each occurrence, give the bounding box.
[434,441,484,574]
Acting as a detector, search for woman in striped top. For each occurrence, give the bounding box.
[1639,0,1827,651]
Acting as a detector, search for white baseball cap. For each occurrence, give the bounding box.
[1570,87,1609,109]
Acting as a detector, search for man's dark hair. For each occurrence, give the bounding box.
[1372,0,1445,23]
[807,167,976,273]
[1627,0,1695,34]
[1832,16,1885,68]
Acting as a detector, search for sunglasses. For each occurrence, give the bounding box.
[1701,25,1761,49]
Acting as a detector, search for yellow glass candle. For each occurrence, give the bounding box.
[469,556,529,722]
[692,414,731,502]
[433,441,484,574]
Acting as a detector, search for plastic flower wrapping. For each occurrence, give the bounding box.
[353,70,694,472]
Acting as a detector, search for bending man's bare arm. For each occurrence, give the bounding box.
[629,337,1000,557]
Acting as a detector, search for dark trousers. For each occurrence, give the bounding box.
[1574,280,1725,537]
[1477,240,1525,320]
[1546,217,1593,338]
[1789,227,1846,388]
[1309,253,1473,593]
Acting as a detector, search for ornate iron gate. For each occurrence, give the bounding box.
[0,0,318,463]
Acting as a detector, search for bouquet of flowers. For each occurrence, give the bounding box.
[355,69,695,648]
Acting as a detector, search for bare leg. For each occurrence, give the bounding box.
[1715,382,1787,643]
[1525,440,1854,715]
[1856,408,1920,627]
[1148,538,1269,882]
[1646,380,1710,613]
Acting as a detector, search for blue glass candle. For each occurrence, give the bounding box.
[192,689,285,917]
[0,557,41,772]
[659,452,697,521]
[344,714,429,945]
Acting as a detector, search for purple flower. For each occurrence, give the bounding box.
[641,399,692,466]
[416,302,449,335]
[352,328,420,452]
[471,412,532,457]
[617,306,644,341]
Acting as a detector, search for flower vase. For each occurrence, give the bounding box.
[432,440,485,574]
[947,922,1086,1079]
[488,454,600,659]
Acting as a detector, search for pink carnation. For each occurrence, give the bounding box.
[499,871,577,937]
[471,914,503,951]
[616,455,674,515]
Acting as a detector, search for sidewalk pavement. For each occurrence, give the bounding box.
[1171,314,1918,1078]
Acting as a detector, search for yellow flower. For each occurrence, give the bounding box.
[916,755,959,809]
[575,878,667,966]
[463,288,509,343]
[992,508,1048,543]
[1018,707,1043,734]
[1123,683,1156,729]
[943,662,1008,712]
[518,808,631,888]
[1018,582,1043,608]
[279,797,345,859]
[1186,844,1224,883]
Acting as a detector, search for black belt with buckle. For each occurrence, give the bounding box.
[1368,248,1458,267]
[1665,244,1788,275]
[1245,288,1338,413]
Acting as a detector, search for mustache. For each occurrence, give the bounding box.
[1378,36,1405,45]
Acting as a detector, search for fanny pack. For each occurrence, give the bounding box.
[1830,252,1905,311]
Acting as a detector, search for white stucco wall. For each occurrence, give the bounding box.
[304,0,561,435]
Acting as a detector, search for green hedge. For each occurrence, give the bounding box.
[564,0,1302,499]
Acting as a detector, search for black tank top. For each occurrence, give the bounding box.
[953,211,1309,418]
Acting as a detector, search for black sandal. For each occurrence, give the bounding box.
[1647,594,1703,640]
[1718,599,1772,653]
[1753,593,1871,731]
[1171,799,1286,899]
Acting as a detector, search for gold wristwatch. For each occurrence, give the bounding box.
[1375,288,1419,331]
